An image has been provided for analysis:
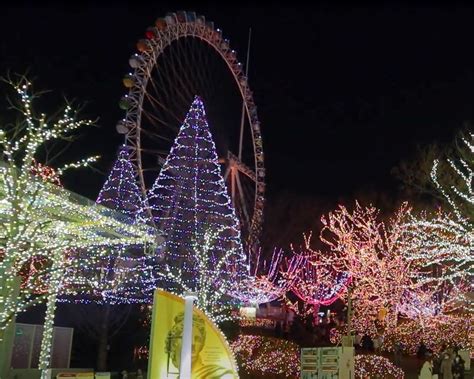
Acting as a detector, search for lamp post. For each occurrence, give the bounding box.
[179,292,198,379]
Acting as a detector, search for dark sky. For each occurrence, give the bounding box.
[1,2,473,204]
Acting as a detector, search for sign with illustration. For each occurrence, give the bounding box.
[148,290,239,378]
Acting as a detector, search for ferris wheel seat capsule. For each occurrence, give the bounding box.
[137,39,152,53]
[165,13,177,24]
[122,75,134,88]
[155,18,167,30]
[196,15,205,24]
[145,27,157,40]
[119,96,132,110]
[116,121,129,134]
[129,54,143,68]
[186,12,196,22]
[176,11,187,23]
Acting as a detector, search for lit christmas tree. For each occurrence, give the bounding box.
[148,96,247,320]
[62,145,155,304]
[96,144,146,223]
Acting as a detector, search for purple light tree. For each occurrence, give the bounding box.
[147,96,247,321]
[96,144,146,223]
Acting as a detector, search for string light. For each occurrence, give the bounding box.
[145,96,247,322]
[287,233,351,317]
[0,77,155,375]
[317,202,414,335]
[400,131,473,310]
[96,144,147,223]
[230,335,300,377]
[228,247,304,307]
[382,314,472,355]
[354,354,405,379]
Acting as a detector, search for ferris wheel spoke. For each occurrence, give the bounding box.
[235,170,251,230]
[141,96,181,132]
[223,164,231,181]
[227,151,256,182]
[145,79,184,127]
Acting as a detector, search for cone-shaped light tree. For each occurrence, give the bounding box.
[96,144,147,223]
[148,96,247,321]
[63,144,156,304]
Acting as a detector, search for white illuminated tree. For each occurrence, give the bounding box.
[401,131,473,307]
[0,76,154,375]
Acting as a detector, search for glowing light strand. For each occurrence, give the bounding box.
[146,96,247,320]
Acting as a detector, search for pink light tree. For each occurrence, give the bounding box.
[287,233,351,318]
[318,202,414,335]
[229,248,304,307]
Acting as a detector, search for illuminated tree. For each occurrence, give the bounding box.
[319,202,413,335]
[148,96,246,321]
[0,76,154,375]
[288,234,351,318]
[228,247,304,307]
[401,131,473,308]
[96,144,146,223]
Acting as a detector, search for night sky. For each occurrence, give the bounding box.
[1,2,473,227]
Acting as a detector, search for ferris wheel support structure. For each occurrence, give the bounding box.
[116,11,265,246]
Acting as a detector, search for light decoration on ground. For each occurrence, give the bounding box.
[146,96,247,322]
[288,233,351,317]
[230,335,300,378]
[0,77,156,374]
[238,317,275,328]
[354,354,404,379]
[382,313,472,355]
[318,202,414,336]
[229,247,304,307]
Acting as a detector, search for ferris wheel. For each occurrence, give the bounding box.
[116,11,265,247]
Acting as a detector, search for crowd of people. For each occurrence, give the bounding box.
[418,343,466,379]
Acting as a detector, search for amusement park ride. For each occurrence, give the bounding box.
[115,11,265,250]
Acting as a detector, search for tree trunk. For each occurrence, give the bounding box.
[96,305,110,371]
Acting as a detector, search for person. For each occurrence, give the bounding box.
[165,312,237,379]
[361,334,373,352]
[416,341,427,359]
[439,352,453,379]
[452,351,465,379]
[419,357,433,379]
[136,369,144,379]
[121,370,128,379]
[274,320,282,337]
[394,341,403,367]
[373,334,384,354]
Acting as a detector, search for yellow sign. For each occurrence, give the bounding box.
[148,290,239,378]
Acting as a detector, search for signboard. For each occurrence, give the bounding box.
[148,290,239,378]
[95,372,111,379]
[301,348,319,379]
[57,373,94,379]
[300,347,354,379]
[11,323,73,369]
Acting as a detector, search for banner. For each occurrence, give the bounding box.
[148,290,238,378]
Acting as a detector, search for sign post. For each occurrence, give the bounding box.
[179,292,197,379]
